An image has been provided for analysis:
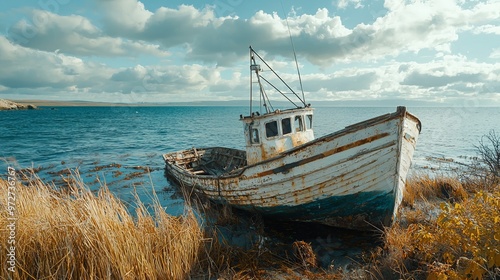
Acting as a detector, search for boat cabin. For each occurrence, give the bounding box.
[240,107,315,165]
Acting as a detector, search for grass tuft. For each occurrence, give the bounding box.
[0,174,203,280]
[404,174,468,207]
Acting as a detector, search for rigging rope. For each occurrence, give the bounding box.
[251,48,306,107]
[280,0,306,105]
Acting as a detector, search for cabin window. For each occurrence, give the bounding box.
[265,121,279,138]
[281,118,292,135]
[294,115,304,132]
[251,128,260,144]
[306,114,313,130]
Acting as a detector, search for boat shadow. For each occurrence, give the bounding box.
[261,217,383,269]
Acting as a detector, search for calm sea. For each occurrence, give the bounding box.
[1,106,499,214]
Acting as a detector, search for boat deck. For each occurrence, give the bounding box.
[164,147,247,177]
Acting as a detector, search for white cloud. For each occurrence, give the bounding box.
[22,0,487,68]
[97,2,222,45]
[174,1,498,66]
[292,54,500,103]
[97,0,152,35]
[0,36,109,88]
[466,1,500,25]
[337,0,365,9]
[0,33,243,101]
[491,49,500,59]
[0,0,499,105]
[111,65,148,81]
[474,24,500,35]
[7,10,169,57]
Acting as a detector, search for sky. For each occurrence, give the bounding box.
[0,0,499,106]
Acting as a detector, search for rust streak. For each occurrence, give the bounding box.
[323,132,390,157]
[253,132,390,178]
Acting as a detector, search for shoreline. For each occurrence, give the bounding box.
[11,99,500,108]
[0,99,37,110]
[13,100,165,107]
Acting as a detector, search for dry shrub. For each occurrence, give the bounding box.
[363,224,421,279]
[292,241,317,269]
[413,190,500,279]
[383,224,416,263]
[460,130,500,193]
[461,162,500,194]
[401,207,427,225]
[369,172,499,279]
[475,130,500,179]
[373,189,500,279]
[0,175,204,280]
[404,175,468,206]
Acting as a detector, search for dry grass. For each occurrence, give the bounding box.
[292,241,317,269]
[366,175,500,280]
[0,174,204,279]
[403,173,468,207]
[2,169,498,279]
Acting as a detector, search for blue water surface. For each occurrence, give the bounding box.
[1,105,499,214]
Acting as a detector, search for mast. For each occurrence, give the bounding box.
[249,46,272,114]
[249,47,253,115]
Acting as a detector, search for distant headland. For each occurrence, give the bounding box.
[0,99,37,110]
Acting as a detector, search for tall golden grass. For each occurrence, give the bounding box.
[1,170,498,279]
[0,174,204,279]
[369,175,500,280]
[403,173,468,206]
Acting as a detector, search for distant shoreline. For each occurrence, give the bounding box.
[13,100,170,107]
[11,99,500,108]
[13,99,251,107]
[0,98,38,110]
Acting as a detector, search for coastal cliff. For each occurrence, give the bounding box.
[0,99,37,110]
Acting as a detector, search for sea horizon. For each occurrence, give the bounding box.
[8,98,500,108]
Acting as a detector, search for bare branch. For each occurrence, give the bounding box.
[474,129,500,178]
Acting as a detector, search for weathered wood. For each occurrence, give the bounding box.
[164,107,421,230]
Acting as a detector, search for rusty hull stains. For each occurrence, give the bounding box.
[163,106,421,230]
[253,132,390,178]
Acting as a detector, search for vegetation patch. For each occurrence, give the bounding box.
[1,130,499,279]
[0,175,204,279]
[367,177,499,280]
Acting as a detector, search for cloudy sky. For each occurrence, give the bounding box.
[0,0,499,105]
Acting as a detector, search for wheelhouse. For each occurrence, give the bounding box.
[240,107,315,165]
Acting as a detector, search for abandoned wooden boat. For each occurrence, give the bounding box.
[163,47,421,230]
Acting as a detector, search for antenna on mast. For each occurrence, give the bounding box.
[280,1,306,104]
[250,46,273,115]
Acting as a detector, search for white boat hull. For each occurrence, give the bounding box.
[164,107,421,230]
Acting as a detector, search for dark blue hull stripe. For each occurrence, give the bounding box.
[233,191,396,228]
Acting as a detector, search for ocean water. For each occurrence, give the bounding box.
[1,105,499,214]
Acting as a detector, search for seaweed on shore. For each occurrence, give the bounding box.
[89,163,122,172]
